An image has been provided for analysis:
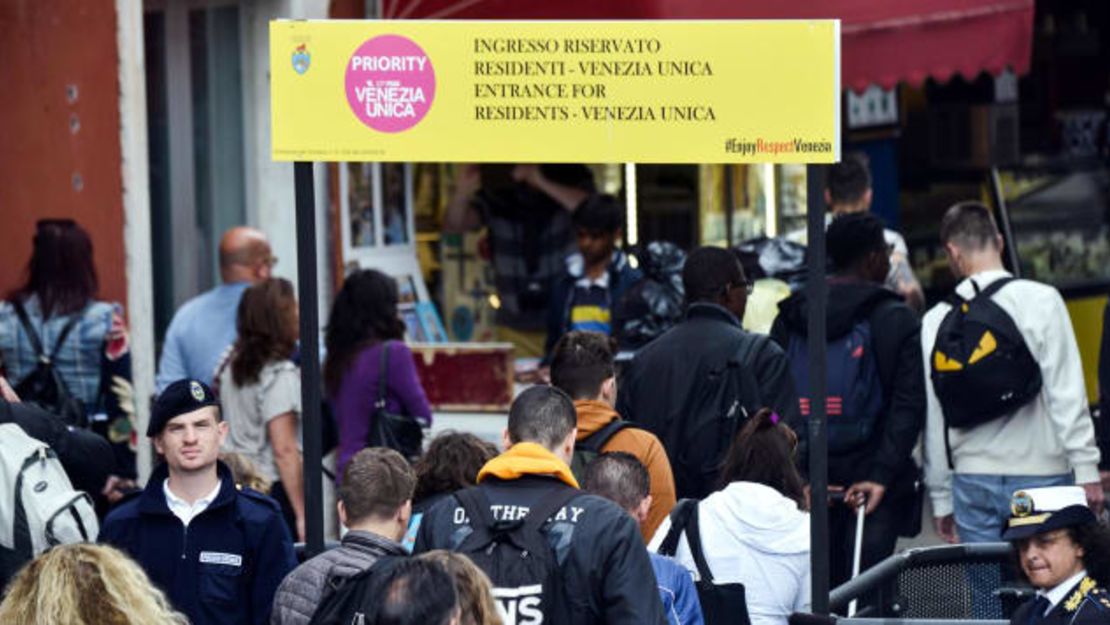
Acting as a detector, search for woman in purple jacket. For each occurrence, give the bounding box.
[324,269,432,476]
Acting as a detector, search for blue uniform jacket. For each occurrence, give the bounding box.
[1009,577,1110,625]
[651,553,705,625]
[99,461,296,625]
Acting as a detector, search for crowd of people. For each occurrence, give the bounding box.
[2,155,1110,625]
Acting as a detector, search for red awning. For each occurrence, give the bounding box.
[381,0,1035,93]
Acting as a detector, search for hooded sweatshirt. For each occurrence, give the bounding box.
[648,482,811,625]
[575,399,677,541]
[771,278,924,491]
[476,441,580,487]
[415,443,668,625]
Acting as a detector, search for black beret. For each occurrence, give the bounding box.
[148,379,219,437]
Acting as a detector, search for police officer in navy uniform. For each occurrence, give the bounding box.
[100,379,296,625]
[1004,486,1110,624]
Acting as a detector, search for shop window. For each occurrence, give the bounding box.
[1000,165,1110,291]
[636,165,699,248]
[145,1,246,344]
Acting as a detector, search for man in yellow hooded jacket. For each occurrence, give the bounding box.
[414,385,667,625]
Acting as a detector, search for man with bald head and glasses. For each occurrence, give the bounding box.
[156,227,276,391]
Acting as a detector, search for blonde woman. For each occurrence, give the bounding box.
[0,543,188,625]
[419,550,503,625]
[220,451,273,493]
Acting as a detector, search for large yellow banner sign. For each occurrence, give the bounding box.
[271,20,839,163]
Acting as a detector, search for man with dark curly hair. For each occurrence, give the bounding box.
[772,212,923,588]
[410,432,498,520]
[1003,486,1110,624]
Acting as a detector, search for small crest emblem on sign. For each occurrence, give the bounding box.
[292,44,311,75]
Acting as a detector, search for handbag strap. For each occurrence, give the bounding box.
[211,346,234,398]
[12,300,83,363]
[657,498,697,556]
[683,502,716,583]
[656,498,716,582]
[376,341,391,410]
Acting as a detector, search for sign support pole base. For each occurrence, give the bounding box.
[806,163,830,615]
[295,160,325,557]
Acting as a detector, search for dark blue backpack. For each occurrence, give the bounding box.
[786,319,884,453]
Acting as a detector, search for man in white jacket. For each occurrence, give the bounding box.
[923,201,1103,545]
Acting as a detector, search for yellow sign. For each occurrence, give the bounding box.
[271,20,840,163]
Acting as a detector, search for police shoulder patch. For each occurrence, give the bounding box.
[1064,577,1099,612]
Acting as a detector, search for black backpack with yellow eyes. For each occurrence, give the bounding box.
[931,277,1042,461]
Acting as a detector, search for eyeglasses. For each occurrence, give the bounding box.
[718,281,755,299]
[732,281,755,297]
[263,256,279,268]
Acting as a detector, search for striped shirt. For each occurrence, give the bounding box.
[569,271,612,335]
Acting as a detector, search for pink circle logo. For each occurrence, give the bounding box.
[345,35,435,133]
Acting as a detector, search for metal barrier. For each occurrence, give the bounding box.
[837,620,1009,625]
[829,543,1033,620]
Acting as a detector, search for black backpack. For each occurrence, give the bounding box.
[672,334,764,500]
[785,317,884,454]
[657,499,751,625]
[930,278,1042,463]
[308,556,404,625]
[454,485,579,625]
[569,419,637,484]
[10,301,87,428]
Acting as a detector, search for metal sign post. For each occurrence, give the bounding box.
[294,161,325,557]
[806,164,830,614]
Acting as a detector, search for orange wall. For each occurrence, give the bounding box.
[0,1,127,307]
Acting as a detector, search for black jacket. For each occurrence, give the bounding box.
[99,462,296,625]
[413,475,667,625]
[771,278,924,491]
[0,400,114,498]
[1009,577,1110,625]
[616,303,800,497]
[412,491,452,517]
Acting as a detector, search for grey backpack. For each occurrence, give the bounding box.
[0,423,98,585]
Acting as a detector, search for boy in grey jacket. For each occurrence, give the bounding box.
[271,448,414,625]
